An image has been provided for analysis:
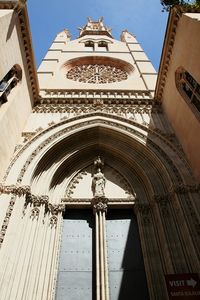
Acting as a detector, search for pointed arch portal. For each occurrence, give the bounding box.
[0,113,199,300]
[30,121,155,300]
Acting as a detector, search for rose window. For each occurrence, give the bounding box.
[66,64,128,84]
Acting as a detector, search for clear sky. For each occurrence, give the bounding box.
[27,0,168,70]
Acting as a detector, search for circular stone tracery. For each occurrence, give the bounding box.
[66,64,128,84]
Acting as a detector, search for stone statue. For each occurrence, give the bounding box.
[92,168,106,197]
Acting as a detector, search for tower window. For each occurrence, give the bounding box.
[85,41,94,51]
[97,41,108,51]
[176,67,200,116]
[0,64,22,106]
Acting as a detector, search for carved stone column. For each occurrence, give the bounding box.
[92,197,109,300]
[134,202,169,300]
[0,184,67,300]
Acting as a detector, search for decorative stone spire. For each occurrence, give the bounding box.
[120,29,137,43]
[55,29,71,42]
[78,17,113,38]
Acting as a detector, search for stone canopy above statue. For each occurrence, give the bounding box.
[78,17,113,38]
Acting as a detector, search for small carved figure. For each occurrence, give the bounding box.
[92,168,106,197]
[94,156,104,170]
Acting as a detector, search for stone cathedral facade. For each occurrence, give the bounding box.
[0,1,200,300]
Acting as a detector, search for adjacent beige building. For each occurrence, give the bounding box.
[0,1,199,299]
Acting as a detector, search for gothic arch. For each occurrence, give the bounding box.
[3,112,192,192]
[0,113,199,300]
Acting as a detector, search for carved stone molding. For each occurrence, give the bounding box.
[151,184,200,204]
[152,186,200,231]
[49,215,58,227]
[0,2,39,101]
[154,128,176,143]
[134,203,151,225]
[183,195,200,236]
[153,194,170,202]
[0,184,30,196]
[48,121,56,127]
[155,8,180,102]
[24,194,66,217]
[30,207,40,220]
[170,183,200,195]
[134,202,151,214]
[22,132,36,143]
[154,194,170,217]
[24,193,49,214]
[8,116,187,184]
[48,204,65,227]
[21,127,43,143]
[93,99,104,106]
[61,197,135,208]
[94,202,108,213]
[168,186,200,236]
[155,6,200,102]
[91,197,108,213]
[3,113,193,191]
[33,102,154,114]
[48,203,65,216]
[14,144,23,153]
[38,90,153,104]
[66,171,87,198]
[0,184,66,246]
[0,196,16,247]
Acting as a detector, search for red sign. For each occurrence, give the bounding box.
[165,273,200,299]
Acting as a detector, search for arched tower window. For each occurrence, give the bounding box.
[85,40,94,51]
[0,64,22,106]
[175,67,200,115]
[97,41,108,51]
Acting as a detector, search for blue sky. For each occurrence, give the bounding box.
[27,0,168,70]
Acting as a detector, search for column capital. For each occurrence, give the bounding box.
[91,197,108,213]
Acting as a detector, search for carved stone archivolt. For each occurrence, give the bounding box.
[66,170,87,198]
[154,194,170,217]
[151,184,200,202]
[169,183,200,195]
[0,195,16,246]
[183,196,200,236]
[0,183,30,196]
[10,118,188,185]
[22,127,44,143]
[2,113,194,236]
[133,182,200,225]
[134,202,152,225]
